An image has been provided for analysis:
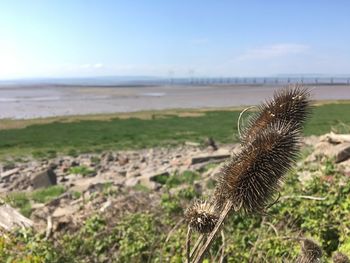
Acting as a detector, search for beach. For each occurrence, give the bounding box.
[0,84,349,119]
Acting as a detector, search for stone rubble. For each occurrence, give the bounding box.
[1,133,350,234]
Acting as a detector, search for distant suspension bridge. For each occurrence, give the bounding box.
[163,76,350,86]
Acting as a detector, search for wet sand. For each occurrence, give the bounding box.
[0,84,349,119]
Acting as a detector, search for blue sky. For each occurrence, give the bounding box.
[0,0,350,79]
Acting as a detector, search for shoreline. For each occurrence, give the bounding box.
[1,84,350,120]
[0,98,350,130]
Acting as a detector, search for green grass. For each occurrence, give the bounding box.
[5,192,32,217]
[166,170,201,188]
[0,103,350,160]
[69,166,96,177]
[5,186,66,217]
[31,186,66,203]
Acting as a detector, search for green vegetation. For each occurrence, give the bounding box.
[0,103,350,160]
[69,165,96,177]
[1,102,350,262]
[5,192,32,217]
[152,170,200,188]
[31,186,66,203]
[170,170,200,187]
[5,186,66,217]
[1,156,350,262]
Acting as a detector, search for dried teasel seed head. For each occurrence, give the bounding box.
[214,121,300,213]
[333,252,350,263]
[296,239,323,263]
[241,86,311,144]
[184,200,219,233]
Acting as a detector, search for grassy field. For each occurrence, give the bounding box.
[0,102,350,160]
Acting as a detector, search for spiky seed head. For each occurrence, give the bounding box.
[333,252,350,263]
[241,86,311,144]
[184,200,219,233]
[215,121,300,213]
[296,239,323,263]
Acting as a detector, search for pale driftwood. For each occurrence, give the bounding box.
[45,216,53,240]
[320,132,350,144]
[0,204,33,231]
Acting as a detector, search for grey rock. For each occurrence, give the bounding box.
[126,171,141,178]
[101,152,114,164]
[100,200,112,213]
[125,177,139,187]
[1,168,20,181]
[335,143,350,163]
[118,156,129,166]
[31,168,57,189]
[190,152,230,165]
[2,162,16,172]
[204,137,218,151]
[118,170,127,177]
[139,177,162,191]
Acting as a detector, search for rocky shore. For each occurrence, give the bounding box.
[1,133,350,238]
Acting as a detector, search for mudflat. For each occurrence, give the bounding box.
[0,84,349,119]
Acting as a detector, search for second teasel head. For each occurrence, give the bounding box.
[215,121,301,214]
[333,252,350,263]
[296,239,323,263]
[184,200,219,233]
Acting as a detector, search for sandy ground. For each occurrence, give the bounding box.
[0,84,349,119]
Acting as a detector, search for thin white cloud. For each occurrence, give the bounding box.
[236,43,309,61]
[94,63,103,68]
[79,63,103,69]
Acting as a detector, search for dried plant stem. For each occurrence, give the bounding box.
[165,218,184,243]
[219,230,226,263]
[192,236,207,261]
[193,200,233,263]
[264,221,279,236]
[213,230,225,262]
[237,106,256,139]
[160,218,184,263]
[248,217,266,262]
[186,227,192,263]
[280,195,326,201]
[190,234,204,259]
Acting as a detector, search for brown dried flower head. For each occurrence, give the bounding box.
[296,239,323,263]
[184,200,219,233]
[241,86,310,144]
[333,252,350,263]
[215,121,300,213]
